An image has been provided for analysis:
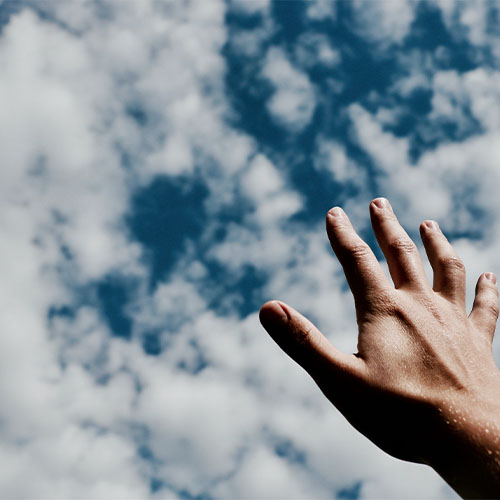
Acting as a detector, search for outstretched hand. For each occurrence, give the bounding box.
[260,198,500,498]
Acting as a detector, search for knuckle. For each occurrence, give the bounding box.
[387,237,417,256]
[438,255,465,275]
[364,289,398,317]
[475,298,499,318]
[344,242,372,262]
[486,302,499,319]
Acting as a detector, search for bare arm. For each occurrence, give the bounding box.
[260,198,500,499]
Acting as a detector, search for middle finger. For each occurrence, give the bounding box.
[369,198,428,290]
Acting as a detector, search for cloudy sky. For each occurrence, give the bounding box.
[2,0,500,498]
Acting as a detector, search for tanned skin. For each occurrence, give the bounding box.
[260,198,500,499]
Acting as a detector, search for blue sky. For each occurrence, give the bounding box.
[2,0,500,498]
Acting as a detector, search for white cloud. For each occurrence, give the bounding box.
[434,68,500,132]
[435,1,493,46]
[261,47,317,131]
[295,32,341,69]
[350,0,416,45]
[241,154,284,199]
[433,1,500,64]
[314,137,366,185]
[229,18,275,58]
[0,425,149,499]
[136,361,261,492]
[240,153,302,223]
[216,444,325,499]
[349,103,410,173]
[306,0,337,21]
[391,49,435,98]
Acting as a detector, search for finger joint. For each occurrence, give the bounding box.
[438,256,465,276]
[485,302,499,319]
[387,237,417,257]
[344,243,372,264]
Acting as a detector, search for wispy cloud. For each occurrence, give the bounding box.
[261,46,317,132]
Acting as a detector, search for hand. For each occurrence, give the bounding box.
[260,198,500,498]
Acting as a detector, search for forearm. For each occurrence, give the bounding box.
[427,385,500,498]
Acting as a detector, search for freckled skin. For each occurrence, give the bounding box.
[260,199,500,499]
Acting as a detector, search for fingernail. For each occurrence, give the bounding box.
[276,301,291,321]
[424,220,439,231]
[485,273,497,284]
[260,301,289,328]
[372,197,388,209]
[328,206,344,218]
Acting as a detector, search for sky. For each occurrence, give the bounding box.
[2,0,500,498]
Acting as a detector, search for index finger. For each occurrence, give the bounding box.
[326,207,391,310]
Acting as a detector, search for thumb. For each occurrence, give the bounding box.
[259,300,360,382]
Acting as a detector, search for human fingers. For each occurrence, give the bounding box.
[326,207,391,308]
[469,273,499,343]
[369,198,428,290]
[259,300,363,385]
[419,220,466,307]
